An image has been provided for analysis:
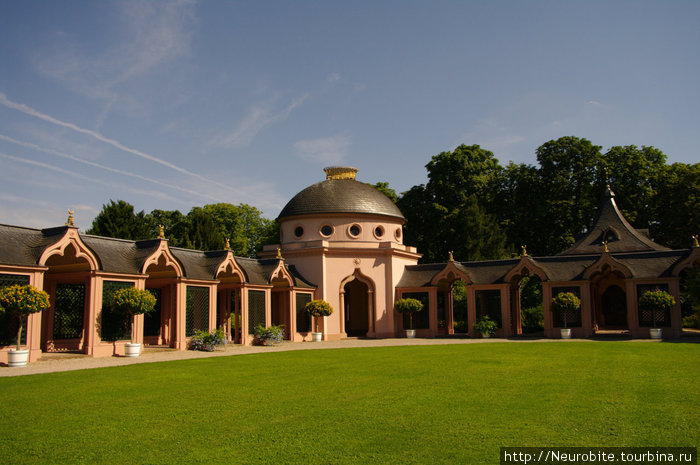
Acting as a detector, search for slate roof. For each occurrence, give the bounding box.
[559,187,669,255]
[278,178,405,221]
[0,224,316,288]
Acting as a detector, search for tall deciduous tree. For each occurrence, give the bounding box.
[86,200,150,240]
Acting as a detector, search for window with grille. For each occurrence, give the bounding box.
[475,290,502,328]
[0,274,30,346]
[296,293,312,332]
[100,281,134,341]
[552,286,582,328]
[401,292,430,329]
[186,286,209,337]
[54,283,85,339]
[637,284,671,327]
[248,290,265,334]
[144,288,162,337]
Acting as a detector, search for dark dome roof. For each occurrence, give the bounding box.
[278,167,405,221]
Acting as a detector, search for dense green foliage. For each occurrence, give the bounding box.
[87,201,278,257]
[189,328,227,351]
[304,299,334,318]
[473,315,497,336]
[639,290,676,328]
[0,284,50,350]
[394,297,424,330]
[0,343,697,464]
[551,292,581,329]
[395,137,699,262]
[110,287,156,316]
[253,324,285,345]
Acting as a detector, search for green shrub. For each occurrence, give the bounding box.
[550,292,580,329]
[521,305,544,333]
[453,320,468,333]
[639,289,675,328]
[304,300,333,332]
[0,284,50,350]
[474,315,498,337]
[111,287,156,316]
[394,298,423,330]
[254,324,285,345]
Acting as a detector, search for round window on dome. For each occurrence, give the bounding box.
[348,224,361,238]
[374,226,385,239]
[320,225,334,237]
[294,226,304,238]
[395,227,402,240]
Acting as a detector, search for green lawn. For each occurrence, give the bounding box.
[1,342,698,464]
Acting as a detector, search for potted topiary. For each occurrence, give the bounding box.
[639,289,675,339]
[394,297,423,338]
[551,292,580,339]
[304,300,333,342]
[110,287,156,357]
[0,284,50,367]
[474,315,498,338]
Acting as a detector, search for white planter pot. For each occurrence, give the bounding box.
[311,332,323,342]
[560,328,572,339]
[124,342,141,357]
[8,349,29,367]
[481,333,491,339]
[405,329,416,338]
[649,328,663,339]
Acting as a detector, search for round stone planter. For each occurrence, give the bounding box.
[124,342,141,357]
[649,328,663,339]
[405,329,416,338]
[8,349,29,367]
[311,332,323,342]
[481,333,491,339]
[560,328,572,339]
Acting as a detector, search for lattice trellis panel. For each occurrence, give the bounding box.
[296,293,312,333]
[100,281,134,341]
[637,284,671,327]
[144,288,162,337]
[0,274,30,346]
[54,283,85,340]
[402,292,430,329]
[186,286,209,337]
[248,290,265,334]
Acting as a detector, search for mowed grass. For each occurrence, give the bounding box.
[1,342,698,465]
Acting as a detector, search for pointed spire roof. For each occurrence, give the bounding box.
[558,186,669,255]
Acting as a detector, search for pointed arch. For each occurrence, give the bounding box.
[269,260,294,287]
[215,252,247,283]
[672,248,700,276]
[430,261,473,287]
[141,241,183,277]
[504,256,549,283]
[340,268,376,337]
[583,253,633,280]
[340,268,376,292]
[38,228,99,271]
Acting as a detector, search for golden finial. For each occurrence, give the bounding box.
[521,245,528,257]
[448,251,454,262]
[324,166,358,180]
[693,235,699,248]
[602,240,609,253]
[157,225,165,239]
[65,210,75,226]
[224,238,231,250]
[276,247,283,259]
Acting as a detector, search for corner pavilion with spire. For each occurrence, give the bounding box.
[0,167,697,363]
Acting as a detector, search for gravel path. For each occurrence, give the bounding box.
[1,335,689,378]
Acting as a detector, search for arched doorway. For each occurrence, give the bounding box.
[599,284,628,329]
[344,279,369,337]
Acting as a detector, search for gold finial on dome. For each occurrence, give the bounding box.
[224,238,231,250]
[276,247,283,259]
[448,250,454,262]
[65,210,75,227]
[324,166,358,180]
[157,225,165,239]
[602,240,609,253]
[521,245,528,256]
[693,235,699,248]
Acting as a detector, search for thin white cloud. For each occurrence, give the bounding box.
[210,93,308,148]
[0,93,255,200]
[459,119,525,153]
[327,73,341,83]
[0,134,223,202]
[294,134,350,165]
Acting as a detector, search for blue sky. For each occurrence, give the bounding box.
[1,0,698,230]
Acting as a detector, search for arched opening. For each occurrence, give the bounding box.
[679,266,700,330]
[42,243,92,352]
[216,263,243,343]
[512,274,543,335]
[344,279,369,337]
[144,254,180,347]
[599,284,628,329]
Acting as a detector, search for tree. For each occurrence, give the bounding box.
[651,163,699,249]
[144,209,187,246]
[372,182,398,203]
[398,145,508,263]
[535,137,605,254]
[86,200,151,240]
